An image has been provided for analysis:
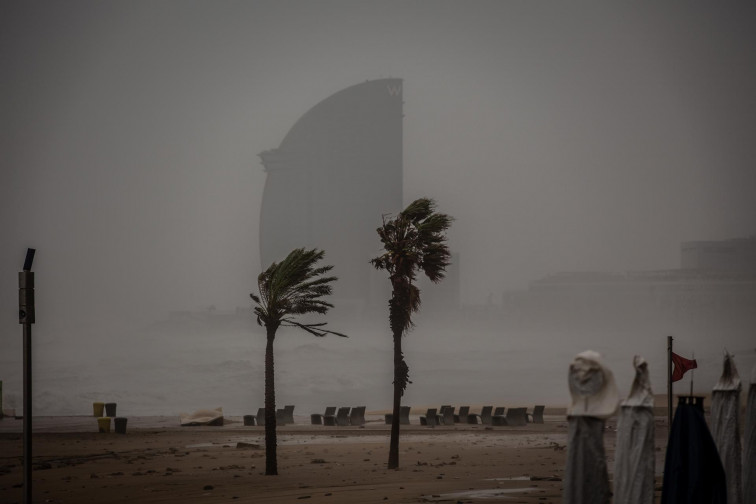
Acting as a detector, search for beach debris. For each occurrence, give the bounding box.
[203,485,214,490]
[423,488,537,500]
[213,464,244,471]
[530,475,562,481]
[311,458,327,464]
[236,442,262,450]
[179,407,224,426]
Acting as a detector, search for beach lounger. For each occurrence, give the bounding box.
[454,406,470,424]
[492,407,508,426]
[324,408,338,426]
[350,406,366,426]
[420,408,439,427]
[468,406,493,425]
[441,406,455,426]
[335,407,351,426]
[506,407,527,426]
[526,405,545,424]
[400,405,411,425]
[311,406,337,425]
[256,407,266,426]
[282,405,295,424]
[387,405,412,425]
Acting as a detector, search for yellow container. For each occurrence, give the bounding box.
[93,402,105,417]
[97,417,111,433]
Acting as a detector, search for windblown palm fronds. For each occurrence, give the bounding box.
[371,197,453,339]
[251,248,347,338]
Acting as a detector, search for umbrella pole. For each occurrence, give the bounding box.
[667,336,673,436]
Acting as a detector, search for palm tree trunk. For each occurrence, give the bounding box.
[264,326,278,475]
[387,328,402,469]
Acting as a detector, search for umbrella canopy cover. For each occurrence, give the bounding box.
[711,353,743,504]
[564,415,611,504]
[742,364,755,504]
[614,356,655,504]
[661,400,726,504]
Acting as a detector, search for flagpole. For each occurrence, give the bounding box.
[689,351,695,396]
[667,335,673,436]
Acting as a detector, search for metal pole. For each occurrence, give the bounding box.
[23,322,32,504]
[667,335,673,436]
[689,351,695,397]
[19,248,35,504]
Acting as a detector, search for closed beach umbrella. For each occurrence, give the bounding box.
[661,396,727,504]
[710,353,743,504]
[743,363,756,504]
[614,355,655,504]
[563,350,618,504]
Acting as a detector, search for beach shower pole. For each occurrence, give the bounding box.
[19,248,35,504]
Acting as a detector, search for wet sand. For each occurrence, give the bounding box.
[0,413,668,503]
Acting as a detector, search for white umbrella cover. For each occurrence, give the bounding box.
[564,351,617,504]
[743,363,755,504]
[710,353,742,504]
[614,356,654,504]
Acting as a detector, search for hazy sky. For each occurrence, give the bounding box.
[2,1,755,343]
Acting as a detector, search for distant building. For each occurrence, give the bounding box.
[496,237,756,336]
[681,236,756,272]
[258,79,403,305]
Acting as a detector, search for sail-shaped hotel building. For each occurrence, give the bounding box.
[258,79,404,306]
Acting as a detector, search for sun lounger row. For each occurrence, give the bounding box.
[415,405,544,426]
[242,404,543,427]
[242,405,295,427]
[310,406,366,426]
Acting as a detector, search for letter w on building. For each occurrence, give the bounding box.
[387,84,402,97]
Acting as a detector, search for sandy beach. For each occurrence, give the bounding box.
[0,411,669,504]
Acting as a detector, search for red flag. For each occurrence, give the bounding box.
[671,352,697,382]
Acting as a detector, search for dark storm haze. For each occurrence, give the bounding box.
[1,2,755,416]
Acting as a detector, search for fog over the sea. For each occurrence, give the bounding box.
[1,2,755,415]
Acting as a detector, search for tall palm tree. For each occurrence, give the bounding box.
[371,198,453,469]
[250,247,346,475]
